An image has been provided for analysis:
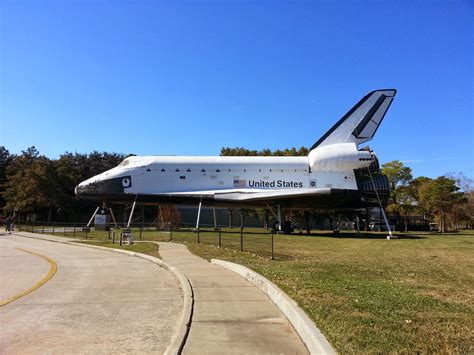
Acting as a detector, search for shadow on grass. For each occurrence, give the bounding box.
[296,231,428,239]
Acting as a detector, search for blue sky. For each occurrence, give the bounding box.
[1,0,473,179]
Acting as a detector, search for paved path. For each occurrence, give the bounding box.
[158,242,308,354]
[0,232,183,354]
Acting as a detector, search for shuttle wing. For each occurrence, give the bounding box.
[150,188,336,207]
[213,188,331,202]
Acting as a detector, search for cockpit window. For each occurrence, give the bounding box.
[119,158,130,167]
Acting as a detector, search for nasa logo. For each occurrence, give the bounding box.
[122,177,131,188]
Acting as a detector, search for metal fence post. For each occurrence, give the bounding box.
[197,229,200,244]
[112,231,115,244]
[218,228,222,248]
[240,227,243,252]
[108,227,111,240]
[271,231,274,260]
[139,223,142,240]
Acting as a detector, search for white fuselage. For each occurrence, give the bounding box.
[80,143,372,196]
[75,89,396,210]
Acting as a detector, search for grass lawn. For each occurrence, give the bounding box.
[29,224,473,353]
[183,231,474,354]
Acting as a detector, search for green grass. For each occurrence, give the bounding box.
[25,223,474,353]
[183,231,474,354]
[78,240,161,259]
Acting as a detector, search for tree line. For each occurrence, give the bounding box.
[0,146,126,222]
[1,145,472,232]
[381,161,473,232]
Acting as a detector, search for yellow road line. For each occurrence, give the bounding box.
[0,248,58,307]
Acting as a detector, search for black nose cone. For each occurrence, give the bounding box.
[75,176,132,201]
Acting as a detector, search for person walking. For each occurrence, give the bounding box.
[5,216,11,233]
[10,215,16,233]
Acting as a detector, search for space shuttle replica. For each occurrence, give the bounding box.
[76,89,396,215]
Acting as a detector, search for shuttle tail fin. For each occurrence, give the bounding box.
[310,89,396,150]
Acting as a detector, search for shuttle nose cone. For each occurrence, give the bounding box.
[75,182,88,198]
[75,175,131,201]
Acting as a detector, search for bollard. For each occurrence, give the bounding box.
[112,231,115,244]
[240,227,243,252]
[139,224,142,240]
[108,228,111,240]
[197,229,200,244]
[218,228,222,248]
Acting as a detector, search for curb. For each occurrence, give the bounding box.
[12,232,193,355]
[211,259,336,355]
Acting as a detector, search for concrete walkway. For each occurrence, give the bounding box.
[1,233,183,354]
[158,242,308,354]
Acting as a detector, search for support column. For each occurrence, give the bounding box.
[380,208,393,239]
[109,207,118,228]
[127,201,137,228]
[195,199,202,230]
[277,204,282,231]
[213,208,218,230]
[87,207,100,227]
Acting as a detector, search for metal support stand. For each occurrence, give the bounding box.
[355,215,360,235]
[271,231,274,260]
[127,201,137,228]
[334,214,341,233]
[277,204,282,232]
[266,203,278,219]
[87,207,100,227]
[109,207,118,228]
[366,167,393,240]
[194,199,202,232]
[380,208,393,240]
[119,201,137,246]
[213,208,218,230]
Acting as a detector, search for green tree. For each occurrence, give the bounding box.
[444,172,473,229]
[0,146,14,212]
[4,147,60,219]
[418,176,465,233]
[382,161,413,229]
[382,160,413,204]
[395,184,417,232]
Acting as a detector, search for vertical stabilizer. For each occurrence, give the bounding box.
[311,89,396,149]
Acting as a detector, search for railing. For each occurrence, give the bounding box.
[15,221,278,259]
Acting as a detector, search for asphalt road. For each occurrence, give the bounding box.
[0,233,183,354]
